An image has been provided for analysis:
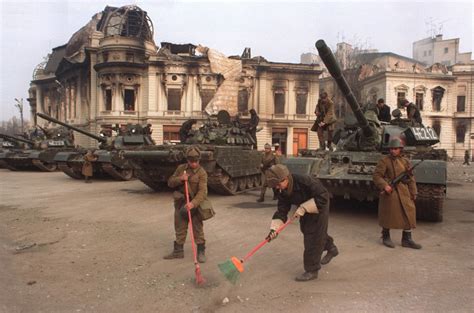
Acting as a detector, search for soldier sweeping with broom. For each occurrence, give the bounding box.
[264,164,339,281]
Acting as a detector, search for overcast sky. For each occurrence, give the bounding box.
[0,0,472,121]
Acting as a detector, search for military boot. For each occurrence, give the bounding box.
[321,246,339,265]
[327,142,334,152]
[295,271,318,282]
[381,228,395,248]
[401,231,422,249]
[197,244,206,263]
[163,241,184,259]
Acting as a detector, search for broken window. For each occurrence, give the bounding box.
[124,89,135,111]
[200,90,215,111]
[296,92,307,115]
[457,96,466,112]
[432,120,441,137]
[397,92,406,108]
[105,89,112,111]
[416,93,424,111]
[444,47,449,54]
[168,88,181,111]
[456,124,466,143]
[238,89,249,113]
[274,91,285,114]
[432,86,445,111]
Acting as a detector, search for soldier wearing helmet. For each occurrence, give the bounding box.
[256,143,280,202]
[264,164,339,282]
[164,146,211,263]
[373,138,422,249]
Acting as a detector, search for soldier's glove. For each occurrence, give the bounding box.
[293,206,306,218]
[266,219,283,242]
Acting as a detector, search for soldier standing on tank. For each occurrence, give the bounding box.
[265,164,339,281]
[401,99,422,125]
[248,109,260,149]
[257,143,280,202]
[179,119,197,143]
[463,150,470,165]
[373,138,422,249]
[164,147,209,263]
[376,98,391,122]
[82,150,97,183]
[314,92,337,151]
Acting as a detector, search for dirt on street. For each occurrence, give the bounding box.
[0,162,473,312]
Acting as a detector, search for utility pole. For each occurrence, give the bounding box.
[14,98,24,134]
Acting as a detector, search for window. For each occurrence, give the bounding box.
[457,96,466,112]
[423,51,427,57]
[274,91,285,114]
[105,89,112,111]
[397,92,406,108]
[432,120,441,137]
[124,89,135,111]
[163,125,180,143]
[444,47,449,54]
[167,88,181,111]
[432,86,445,112]
[238,89,249,113]
[416,93,424,111]
[200,90,215,111]
[456,125,466,143]
[296,92,307,115]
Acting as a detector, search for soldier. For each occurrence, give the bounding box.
[179,119,197,143]
[313,92,337,151]
[372,138,422,249]
[82,150,97,183]
[401,99,422,125]
[376,98,391,122]
[164,147,209,263]
[265,164,339,281]
[248,109,260,149]
[257,143,280,202]
[463,150,470,165]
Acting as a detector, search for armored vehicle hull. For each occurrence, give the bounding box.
[124,144,262,195]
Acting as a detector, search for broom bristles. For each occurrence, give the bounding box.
[218,257,243,284]
[195,264,205,285]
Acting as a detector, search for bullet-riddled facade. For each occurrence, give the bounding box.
[28,5,321,156]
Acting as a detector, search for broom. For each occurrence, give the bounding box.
[218,216,297,284]
[184,173,205,286]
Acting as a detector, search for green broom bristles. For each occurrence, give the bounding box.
[218,257,242,284]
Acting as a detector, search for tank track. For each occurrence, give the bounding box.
[135,170,167,191]
[208,173,262,195]
[57,162,83,179]
[415,183,445,222]
[102,163,134,181]
[32,159,57,172]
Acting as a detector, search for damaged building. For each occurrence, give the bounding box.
[28,5,321,155]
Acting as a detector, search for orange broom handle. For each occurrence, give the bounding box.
[184,172,199,266]
[241,216,297,263]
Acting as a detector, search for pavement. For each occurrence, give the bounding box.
[0,162,473,313]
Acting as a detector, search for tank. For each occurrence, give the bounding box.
[0,134,35,170]
[0,125,75,171]
[37,113,154,181]
[123,111,263,195]
[283,40,447,222]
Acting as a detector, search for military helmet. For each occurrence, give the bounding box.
[388,138,404,149]
[266,164,290,188]
[186,146,201,161]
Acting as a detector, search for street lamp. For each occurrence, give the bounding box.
[14,98,24,133]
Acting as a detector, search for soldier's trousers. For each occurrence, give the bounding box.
[317,127,333,144]
[174,201,205,245]
[299,204,336,272]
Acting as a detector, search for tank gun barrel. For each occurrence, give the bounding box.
[315,40,372,137]
[36,113,107,143]
[0,133,34,145]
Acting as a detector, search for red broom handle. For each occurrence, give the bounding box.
[184,174,199,265]
[242,216,296,263]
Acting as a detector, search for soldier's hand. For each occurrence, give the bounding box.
[411,194,417,201]
[266,230,278,242]
[384,185,393,194]
[319,122,325,127]
[186,202,195,210]
[179,173,189,181]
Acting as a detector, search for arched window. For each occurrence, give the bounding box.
[432,86,445,112]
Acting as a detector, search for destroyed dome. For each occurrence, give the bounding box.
[98,5,154,42]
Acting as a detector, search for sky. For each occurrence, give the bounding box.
[0,0,472,121]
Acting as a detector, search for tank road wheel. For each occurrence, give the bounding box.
[117,169,134,181]
[254,174,262,187]
[416,184,445,222]
[225,178,239,194]
[246,177,254,189]
[238,178,247,191]
[32,160,57,172]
